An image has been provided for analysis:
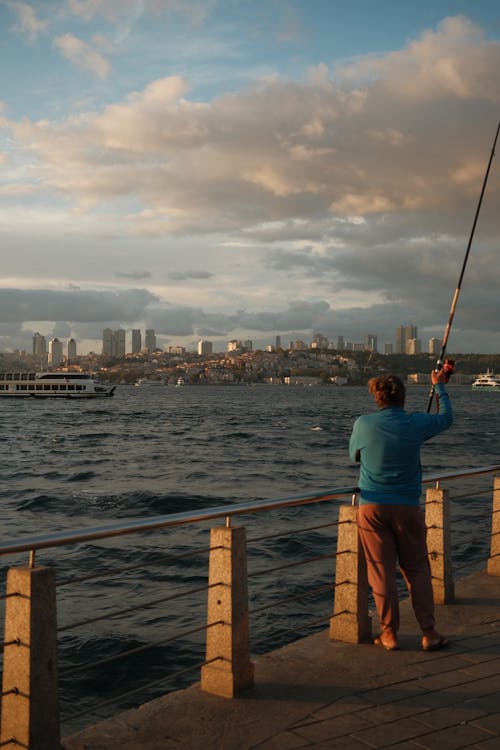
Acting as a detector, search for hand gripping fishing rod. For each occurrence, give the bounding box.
[426,119,500,412]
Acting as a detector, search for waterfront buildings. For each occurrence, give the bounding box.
[395,325,420,354]
[67,338,77,361]
[429,337,440,355]
[131,329,142,354]
[145,329,157,353]
[407,337,421,355]
[364,334,378,352]
[32,332,46,356]
[48,338,63,368]
[102,328,126,357]
[102,328,155,356]
[198,340,213,355]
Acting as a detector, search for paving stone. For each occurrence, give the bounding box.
[359,702,430,725]
[413,705,488,731]
[351,717,429,747]
[459,658,500,679]
[360,682,428,705]
[410,724,493,750]
[308,694,375,721]
[412,655,475,675]
[307,738,376,750]
[412,670,475,691]
[292,713,373,742]
[252,730,310,749]
[468,739,500,750]
[470,712,500,735]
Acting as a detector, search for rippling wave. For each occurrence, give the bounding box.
[0,384,497,731]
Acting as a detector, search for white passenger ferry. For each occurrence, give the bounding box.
[0,372,116,398]
[472,370,500,390]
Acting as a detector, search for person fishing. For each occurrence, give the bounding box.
[349,367,452,651]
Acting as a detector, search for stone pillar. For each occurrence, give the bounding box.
[1,565,61,750]
[329,505,371,644]
[426,487,454,604]
[487,477,500,577]
[201,526,254,698]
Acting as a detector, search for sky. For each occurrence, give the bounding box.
[1,0,499,355]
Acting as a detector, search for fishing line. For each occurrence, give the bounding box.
[426,119,500,412]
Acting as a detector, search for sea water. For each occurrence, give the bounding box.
[0,384,497,728]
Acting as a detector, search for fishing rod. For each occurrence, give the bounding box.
[426,118,500,412]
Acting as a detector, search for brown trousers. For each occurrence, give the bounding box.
[357,503,435,634]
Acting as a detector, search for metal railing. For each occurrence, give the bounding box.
[0,465,498,559]
[0,464,499,749]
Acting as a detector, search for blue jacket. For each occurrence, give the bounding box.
[349,383,453,505]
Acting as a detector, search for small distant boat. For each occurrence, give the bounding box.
[135,378,166,387]
[0,372,115,398]
[472,370,500,390]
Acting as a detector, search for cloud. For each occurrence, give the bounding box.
[0,288,158,323]
[167,270,214,281]
[1,14,500,353]
[54,33,111,78]
[8,1,48,41]
[67,0,212,25]
[115,270,152,280]
[3,16,498,238]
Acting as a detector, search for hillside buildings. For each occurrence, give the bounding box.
[101,328,157,356]
[48,337,63,367]
[145,329,157,353]
[131,329,142,354]
[395,325,421,354]
[102,328,126,357]
[198,340,213,355]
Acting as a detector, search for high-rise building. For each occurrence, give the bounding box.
[131,329,142,354]
[364,334,378,352]
[115,329,126,357]
[275,335,282,350]
[428,337,440,355]
[145,329,156,353]
[395,324,418,354]
[336,336,345,351]
[198,340,213,355]
[395,326,404,354]
[312,333,329,349]
[33,332,46,356]
[48,338,63,367]
[102,328,113,356]
[67,338,77,361]
[407,338,421,355]
[102,328,126,357]
[384,343,393,355]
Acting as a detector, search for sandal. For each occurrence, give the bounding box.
[422,635,450,652]
[373,634,400,651]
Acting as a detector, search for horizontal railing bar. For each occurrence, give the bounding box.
[423,465,500,483]
[0,465,498,556]
[0,487,356,555]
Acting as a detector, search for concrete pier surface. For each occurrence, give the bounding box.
[64,570,500,750]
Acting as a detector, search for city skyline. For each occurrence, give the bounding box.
[24,325,446,358]
[1,2,499,354]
